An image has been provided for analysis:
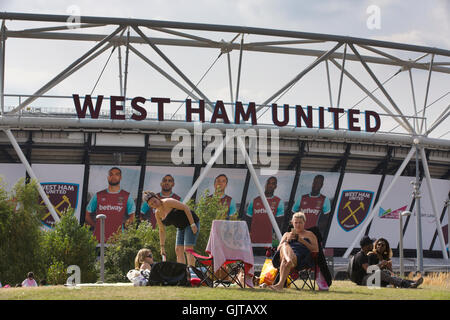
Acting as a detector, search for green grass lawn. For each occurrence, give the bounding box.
[1,280,449,300]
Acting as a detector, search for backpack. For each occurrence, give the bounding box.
[347,255,357,283]
[144,261,190,286]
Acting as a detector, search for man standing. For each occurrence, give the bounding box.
[85,167,135,242]
[292,175,331,235]
[246,176,284,246]
[212,174,237,218]
[140,174,182,228]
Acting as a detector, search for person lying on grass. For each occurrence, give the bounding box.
[135,248,154,271]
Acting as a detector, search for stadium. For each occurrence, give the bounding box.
[0,9,449,283]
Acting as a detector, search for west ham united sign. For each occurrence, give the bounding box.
[39,182,79,229]
[337,190,374,232]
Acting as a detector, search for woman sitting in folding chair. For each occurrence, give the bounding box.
[270,211,319,291]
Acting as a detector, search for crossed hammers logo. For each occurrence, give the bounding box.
[340,200,365,225]
[41,195,71,220]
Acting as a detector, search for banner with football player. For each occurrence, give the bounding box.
[196,168,247,220]
[245,170,295,247]
[31,164,84,230]
[140,166,195,228]
[85,165,140,243]
[403,178,450,250]
[326,173,381,248]
[292,171,340,239]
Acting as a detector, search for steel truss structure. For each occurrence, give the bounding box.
[0,12,449,261]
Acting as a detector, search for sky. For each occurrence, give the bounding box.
[2,0,450,139]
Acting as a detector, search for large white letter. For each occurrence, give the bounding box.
[366,5,381,30]
[235,128,258,165]
[203,128,223,164]
[366,265,381,289]
[259,129,279,175]
[171,128,192,165]
[194,122,203,165]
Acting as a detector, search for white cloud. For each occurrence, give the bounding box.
[373,30,450,50]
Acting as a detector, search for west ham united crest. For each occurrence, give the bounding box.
[337,190,374,232]
[39,182,79,229]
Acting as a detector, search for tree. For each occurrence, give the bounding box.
[41,208,98,284]
[0,178,46,285]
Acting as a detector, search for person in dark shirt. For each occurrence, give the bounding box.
[352,236,373,286]
[352,236,423,288]
[142,191,199,266]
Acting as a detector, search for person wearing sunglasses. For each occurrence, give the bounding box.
[368,238,393,273]
[135,248,154,271]
[354,236,423,288]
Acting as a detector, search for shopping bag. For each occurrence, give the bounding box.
[316,269,329,291]
[259,258,278,286]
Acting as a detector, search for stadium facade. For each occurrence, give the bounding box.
[0,13,449,261]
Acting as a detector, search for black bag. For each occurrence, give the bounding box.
[307,227,332,287]
[145,261,190,286]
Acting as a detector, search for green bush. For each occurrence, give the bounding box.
[46,260,67,285]
[104,221,161,282]
[0,178,47,285]
[188,189,230,255]
[41,208,98,284]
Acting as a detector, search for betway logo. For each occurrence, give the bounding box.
[254,208,268,214]
[99,204,123,212]
[302,208,320,215]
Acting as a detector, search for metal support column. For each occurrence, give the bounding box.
[135,134,149,222]
[236,134,282,240]
[0,21,5,116]
[413,144,424,272]
[235,34,244,104]
[79,133,91,226]
[3,128,60,222]
[419,147,449,260]
[336,43,347,108]
[420,54,434,134]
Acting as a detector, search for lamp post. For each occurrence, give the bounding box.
[399,210,412,277]
[96,214,106,283]
[446,192,450,258]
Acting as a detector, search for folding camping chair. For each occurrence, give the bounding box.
[286,251,319,291]
[185,248,245,288]
[271,249,319,291]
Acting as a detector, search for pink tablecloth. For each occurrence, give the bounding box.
[206,220,255,287]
